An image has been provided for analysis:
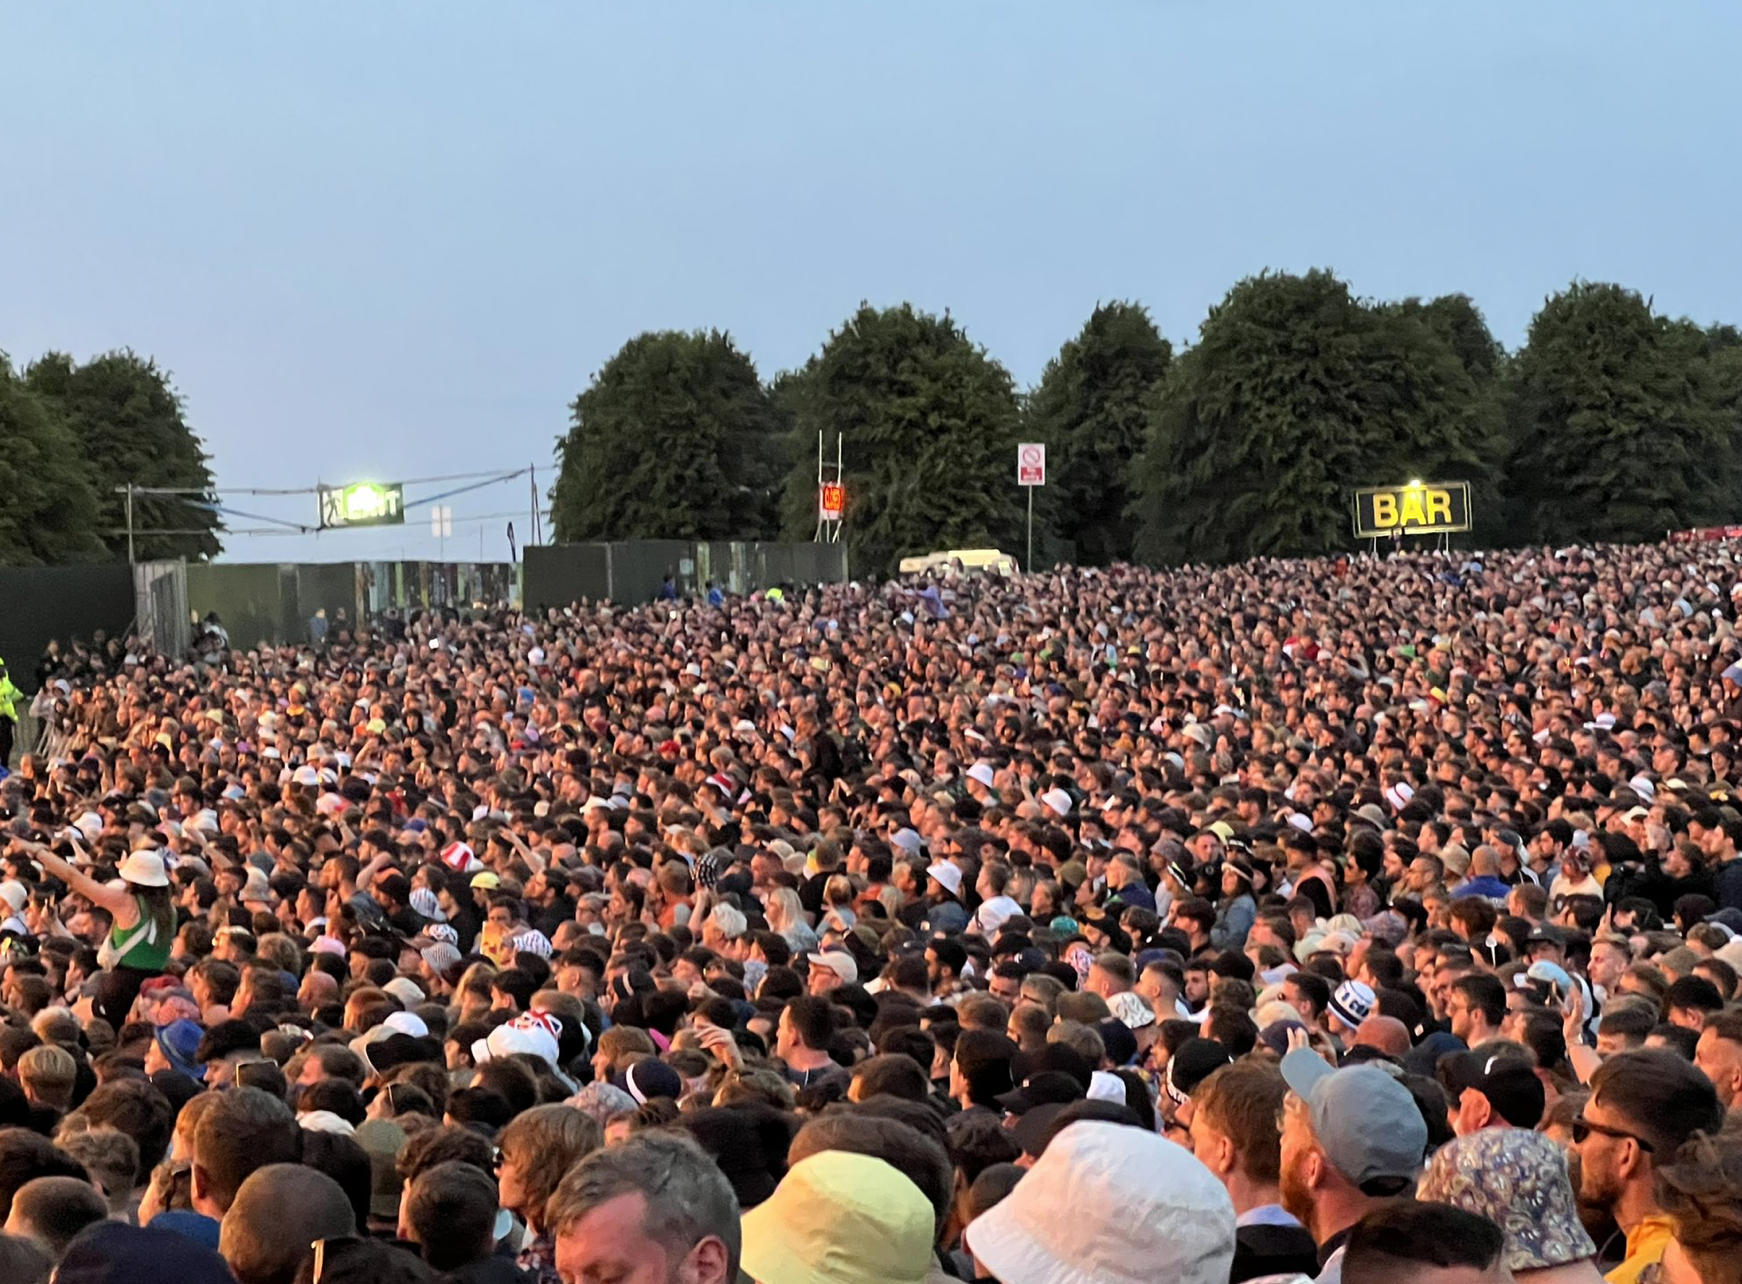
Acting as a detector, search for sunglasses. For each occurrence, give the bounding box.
[1572,1114,1655,1153]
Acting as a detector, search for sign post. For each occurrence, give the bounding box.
[814,432,846,544]
[1017,443,1046,573]
[431,504,453,559]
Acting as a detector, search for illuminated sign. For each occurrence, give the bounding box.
[1352,480,1472,538]
[819,483,846,521]
[319,482,405,529]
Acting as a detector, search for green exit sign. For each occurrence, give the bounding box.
[319,482,405,529]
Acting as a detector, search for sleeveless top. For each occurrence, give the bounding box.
[109,896,171,971]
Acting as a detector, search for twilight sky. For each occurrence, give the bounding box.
[4,2,1736,562]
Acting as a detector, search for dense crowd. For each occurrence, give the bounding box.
[3,541,1742,1284]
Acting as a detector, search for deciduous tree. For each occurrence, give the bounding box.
[25,350,221,561]
[778,304,1022,576]
[1505,283,1731,544]
[1024,302,1171,565]
[0,356,105,565]
[1135,270,1501,563]
[551,330,785,542]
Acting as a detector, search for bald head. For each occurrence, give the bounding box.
[1353,1015,1411,1058]
[299,970,339,1005]
[1469,845,1500,878]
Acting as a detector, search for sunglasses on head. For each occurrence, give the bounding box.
[309,1236,364,1284]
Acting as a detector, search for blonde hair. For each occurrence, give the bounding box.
[764,887,803,933]
[597,1025,656,1072]
[60,1127,140,1210]
[255,932,304,975]
[18,1045,77,1109]
[456,961,498,996]
[498,1104,603,1231]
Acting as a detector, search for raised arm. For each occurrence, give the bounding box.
[21,841,133,916]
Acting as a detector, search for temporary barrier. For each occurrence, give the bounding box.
[0,564,136,693]
[524,541,848,610]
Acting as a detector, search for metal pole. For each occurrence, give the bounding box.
[125,484,135,566]
[1026,485,1034,574]
[814,431,824,542]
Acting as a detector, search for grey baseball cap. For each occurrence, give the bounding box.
[1281,1048,1428,1191]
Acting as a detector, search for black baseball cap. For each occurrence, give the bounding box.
[1439,1053,1546,1129]
[995,1069,1085,1116]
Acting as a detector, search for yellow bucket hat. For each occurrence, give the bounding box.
[740,1151,933,1284]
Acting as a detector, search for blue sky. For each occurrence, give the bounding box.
[4,2,1737,562]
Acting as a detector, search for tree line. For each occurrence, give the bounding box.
[0,351,221,564]
[551,273,1742,576]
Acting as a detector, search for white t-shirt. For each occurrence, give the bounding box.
[1550,871,1602,902]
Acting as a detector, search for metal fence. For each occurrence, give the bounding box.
[134,561,190,659]
[523,540,848,609]
[186,560,519,651]
[5,540,837,674]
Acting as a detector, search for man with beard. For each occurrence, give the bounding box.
[1277,1047,1430,1284]
[1572,1049,1724,1283]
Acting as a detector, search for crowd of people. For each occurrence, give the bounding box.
[2,539,1742,1284]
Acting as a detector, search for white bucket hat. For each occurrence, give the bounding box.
[118,851,170,888]
[966,1120,1234,1284]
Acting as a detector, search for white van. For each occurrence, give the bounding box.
[895,548,1019,577]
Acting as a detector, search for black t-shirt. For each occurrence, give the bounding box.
[1232,1223,1318,1283]
[799,871,831,918]
[532,897,575,940]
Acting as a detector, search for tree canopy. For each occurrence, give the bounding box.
[25,350,222,561]
[1134,270,1503,563]
[1023,302,1171,565]
[776,304,1023,577]
[0,356,105,565]
[1504,283,1737,544]
[551,330,785,542]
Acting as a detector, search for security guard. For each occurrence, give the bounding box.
[0,656,20,770]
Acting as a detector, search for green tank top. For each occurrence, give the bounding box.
[109,898,171,971]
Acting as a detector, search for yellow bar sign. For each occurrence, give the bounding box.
[1352,481,1472,537]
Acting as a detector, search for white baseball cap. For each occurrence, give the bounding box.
[806,950,859,985]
